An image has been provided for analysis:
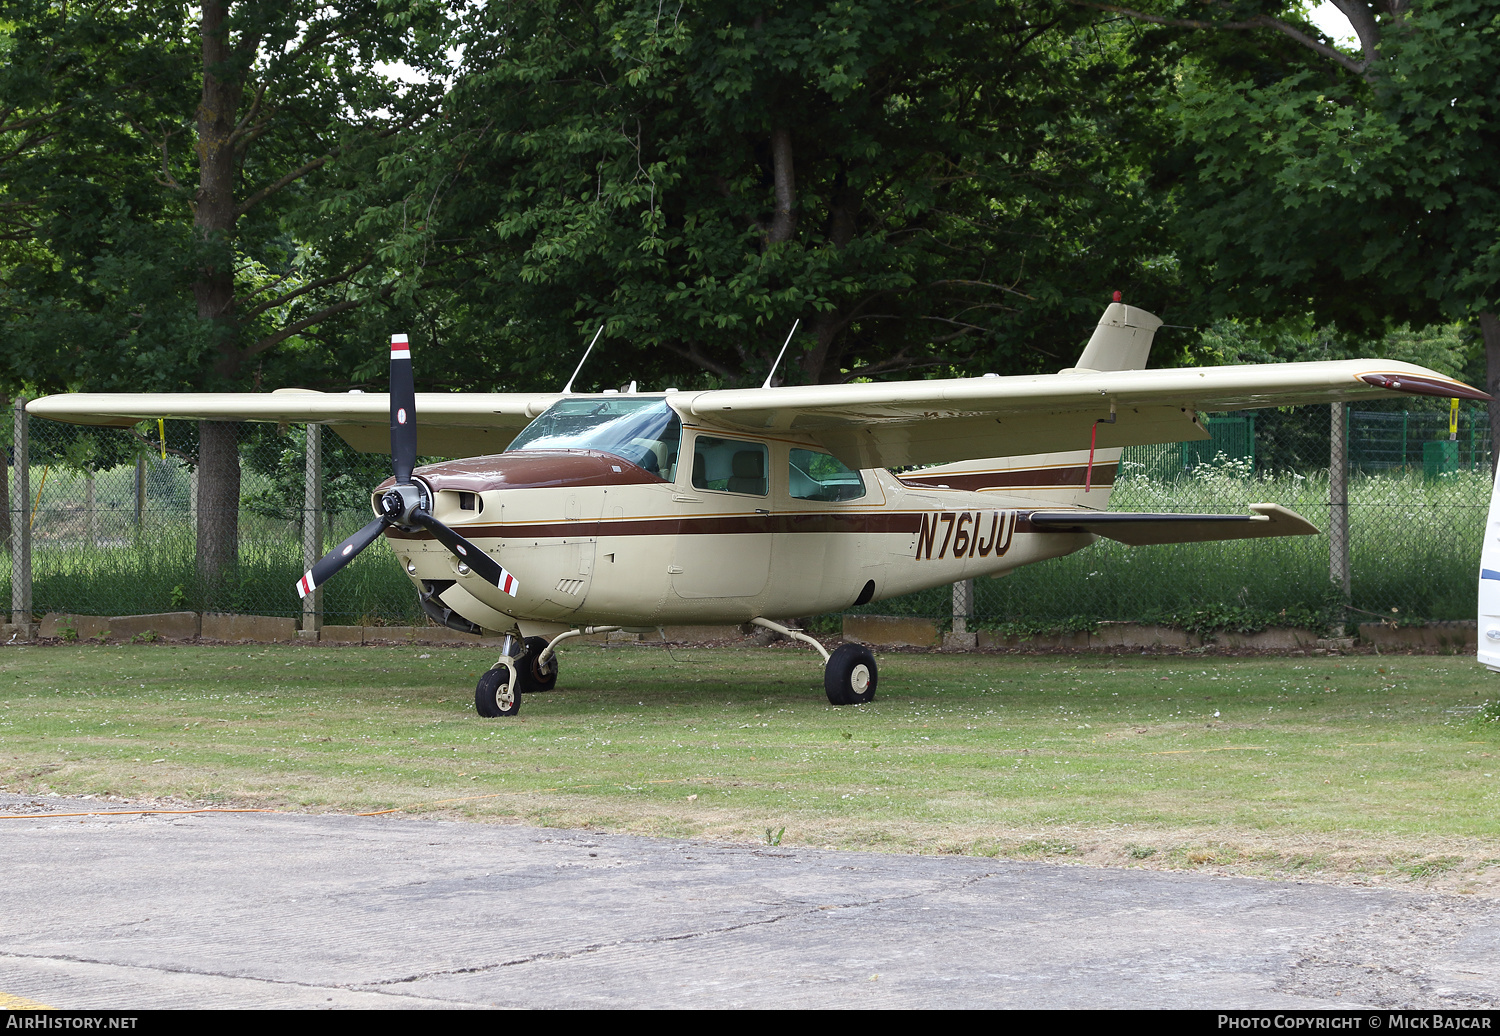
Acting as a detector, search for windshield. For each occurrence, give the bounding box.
[506,397,682,479]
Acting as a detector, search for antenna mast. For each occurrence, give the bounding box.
[563,326,606,393]
[761,320,801,389]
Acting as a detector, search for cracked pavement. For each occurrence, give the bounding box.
[1,794,1498,1009]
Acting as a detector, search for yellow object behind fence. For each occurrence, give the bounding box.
[29,465,49,529]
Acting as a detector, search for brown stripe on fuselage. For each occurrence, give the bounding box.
[380,512,1082,544]
[899,463,1115,493]
[384,511,931,542]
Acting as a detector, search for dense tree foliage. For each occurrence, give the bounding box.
[365,0,1184,391]
[1101,0,1500,438]
[0,0,452,577]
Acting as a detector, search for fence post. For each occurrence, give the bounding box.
[10,398,33,636]
[944,577,977,649]
[301,423,323,636]
[1329,402,1351,604]
[0,395,8,556]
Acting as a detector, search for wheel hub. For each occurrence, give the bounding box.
[851,665,870,693]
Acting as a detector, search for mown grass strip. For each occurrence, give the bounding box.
[3,644,1498,889]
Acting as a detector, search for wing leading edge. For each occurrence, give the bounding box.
[24,390,565,456]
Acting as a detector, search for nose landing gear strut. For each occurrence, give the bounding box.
[473,626,623,718]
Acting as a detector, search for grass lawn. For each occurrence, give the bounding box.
[3,644,1499,892]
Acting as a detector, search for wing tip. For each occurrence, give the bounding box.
[1360,372,1491,402]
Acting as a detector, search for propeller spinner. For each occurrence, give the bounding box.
[294,334,519,601]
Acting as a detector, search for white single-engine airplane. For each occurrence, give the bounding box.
[30,304,1488,716]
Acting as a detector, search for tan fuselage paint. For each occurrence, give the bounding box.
[383,425,1103,635]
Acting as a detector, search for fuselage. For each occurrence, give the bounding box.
[378,397,1112,638]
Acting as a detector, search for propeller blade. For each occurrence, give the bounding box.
[411,511,519,597]
[295,515,390,599]
[390,332,416,485]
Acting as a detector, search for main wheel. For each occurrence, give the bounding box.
[520,636,559,693]
[475,666,520,717]
[824,643,878,706]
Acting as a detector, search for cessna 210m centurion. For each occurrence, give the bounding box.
[30,303,1488,717]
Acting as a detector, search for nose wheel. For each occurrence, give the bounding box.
[475,664,520,717]
[474,634,567,717]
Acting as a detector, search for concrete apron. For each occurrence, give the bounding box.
[1,792,1498,1009]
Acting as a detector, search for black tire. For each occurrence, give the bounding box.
[824,643,878,706]
[474,667,520,718]
[520,636,559,693]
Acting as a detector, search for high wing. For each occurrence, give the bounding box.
[25,355,1483,470]
[685,361,1486,470]
[24,389,565,456]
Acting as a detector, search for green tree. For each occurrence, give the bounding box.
[0,1,451,585]
[1079,1,1500,443]
[370,0,1185,392]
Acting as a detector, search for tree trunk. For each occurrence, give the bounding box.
[193,0,246,582]
[766,127,796,245]
[1481,312,1500,480]
[800,183,859,384]
[196,421,241,583]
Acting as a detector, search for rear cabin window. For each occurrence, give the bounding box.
[788,448,866,502]
[691,436,768,496]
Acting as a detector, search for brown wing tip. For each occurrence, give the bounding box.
[1360,372,1491,401]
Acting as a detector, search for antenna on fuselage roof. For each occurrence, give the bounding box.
[562,325,606,393]
[761,319,801,389]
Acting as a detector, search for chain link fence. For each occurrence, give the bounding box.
[5,412,424,626]
[856,399,1492,632]
[6,399,1492,632]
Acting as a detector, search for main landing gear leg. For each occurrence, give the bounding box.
[532,626,622,676]
[748,618,879,707]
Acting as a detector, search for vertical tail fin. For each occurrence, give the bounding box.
[1069,303,1163,372]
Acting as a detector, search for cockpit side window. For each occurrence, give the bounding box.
[691,435,768,497]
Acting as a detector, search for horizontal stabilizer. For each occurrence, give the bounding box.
[1028,503,1318,546]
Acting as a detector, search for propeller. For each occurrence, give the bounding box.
[294,334,519,601]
